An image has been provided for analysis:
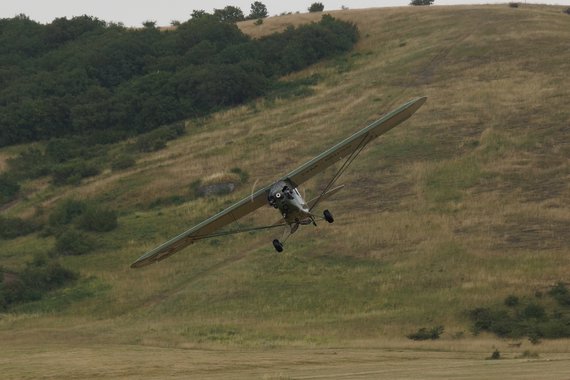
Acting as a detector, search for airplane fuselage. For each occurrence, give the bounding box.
[267,180,313,230]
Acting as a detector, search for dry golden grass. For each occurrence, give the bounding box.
[1,335,570,379]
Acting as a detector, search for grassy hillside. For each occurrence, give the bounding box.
[1,4,570,374]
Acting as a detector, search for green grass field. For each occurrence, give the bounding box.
[1,4,570,378]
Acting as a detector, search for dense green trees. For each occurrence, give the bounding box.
[308,3,325,12]
[213,6,246,22]
[249,2,269,19]
[0,14,358,147]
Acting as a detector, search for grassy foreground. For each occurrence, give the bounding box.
[1,341,570,379]
[1,4,570,378]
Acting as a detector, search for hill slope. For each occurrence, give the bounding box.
[1,4,569,362]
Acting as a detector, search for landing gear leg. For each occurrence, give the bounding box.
[272,239,284,253]
[323,209,334,223]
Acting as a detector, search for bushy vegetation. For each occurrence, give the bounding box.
[77,206,118,232]
[308,2,325,12]
[111,154,136,171]
[248,2,268,19]
[51,160,101,185]
[4,124,184,188]
[7,136,110,185]
[213,6,245,23]
[48,198,88,228]
[230,167,250,183]
[0,254,77,310]
[488,349,501,360]
[134,123,185,153]
[469,283,570,342]
[410,0,434,5]
[55,229,96,256]
[0,174,19,205]
[407,325,444,340]
[548,282,570,306]
[0,216,40,239]
[504,294,519,307]
[0,14,358,147]
[48,198,117,244]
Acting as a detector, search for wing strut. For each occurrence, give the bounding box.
[190,222,288,241]
[309,134,371,212]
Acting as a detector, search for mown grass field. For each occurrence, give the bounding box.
[1,4,570,378]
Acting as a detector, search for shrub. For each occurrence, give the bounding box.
[407,325,444,340]
[230,167,249,183]
[0,254,77,310]
[0,174,20,204]
[55,229,95,256]
[48,199,88,228]
[528,332,541,345]
[505,295,519,307]
[111,155,136,171]
[539,319,570,339]
[45,138,76,163]
[548,282,570,306]
[509,2,519,7]
[469,283,570,341]
[0,216,39,239]
[564,8,570,15]
[20,255,78,290]
[308,2,324,12]
[521,303,546,320]
[254,18,264,26]
[148,195,187,209]
[488,349,501,360]
[190,180,202,198]
[410,0,434,5]
[470,307,500,333]
[158,123,186,140]
[51,160,101,185]
[7,148,51,180]
[134,124,184,153]
[135,134,167,152]
[77,205,118,232]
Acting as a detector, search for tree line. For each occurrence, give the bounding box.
[0,13,358,147]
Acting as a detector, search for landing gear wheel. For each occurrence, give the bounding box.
[272,239,284,253]
[323,209,334,223]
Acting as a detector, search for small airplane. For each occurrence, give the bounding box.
[131,97,426,268]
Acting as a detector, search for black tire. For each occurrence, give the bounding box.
[272,239,284,253]
[323,209,334,223]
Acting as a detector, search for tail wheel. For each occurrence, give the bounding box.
[323,209,334,223]
[272,239,284,253]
